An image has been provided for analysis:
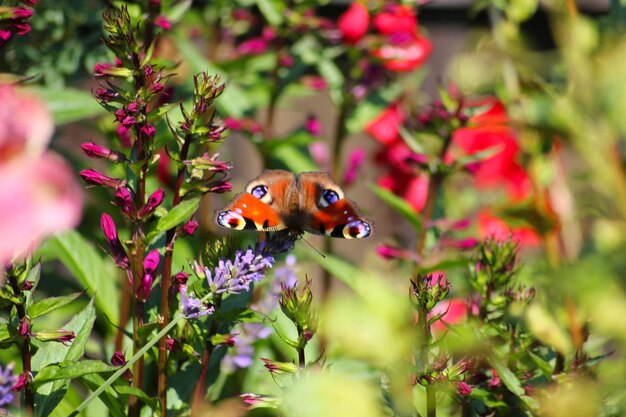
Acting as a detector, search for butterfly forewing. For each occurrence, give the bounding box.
[305,199,373,239]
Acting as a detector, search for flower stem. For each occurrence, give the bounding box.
[157,136,193,414]
[191,295,222,415]
[8,274,33,417]
[417,300,435,417]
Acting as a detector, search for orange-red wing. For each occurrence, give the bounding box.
[214,193,286,232]
[305,199,373,239]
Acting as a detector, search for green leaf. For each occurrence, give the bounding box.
[271,145,318,173]
[114,385,158,409]
[173,35,251,117]
[146,197,200,243]
[488,357,539,411]
[38,231,119,324]
[526,350,554,378]
[368,183,422,233]
[302,247,359,290]
[255,0,283,26]
[28,292,84,319]
[34,297,97,417]
[27,87,106,125]
[33,360,119,389]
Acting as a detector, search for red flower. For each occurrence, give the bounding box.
[372,32,432,72]
[373,5,417,35]
[451,99,531,199]
[337,2,369,44]
[379,171,428,212]
[477,210,541,247]
[365,103,404,145]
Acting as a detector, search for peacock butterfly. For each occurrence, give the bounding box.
[214,170,373,239]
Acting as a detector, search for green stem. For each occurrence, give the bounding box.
[8,274,33,417]
[71,314,185,416]
[191,295,223,416]
[157,136,193,413]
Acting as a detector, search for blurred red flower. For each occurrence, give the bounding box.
[477,210,541,247]
[373,33,432,72]
[451,98,531,200]
[365,102,404,145]
[372,5,417,35]
[337,2,369,44]
[430,298,467,336]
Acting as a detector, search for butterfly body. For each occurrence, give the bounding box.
[215,170,372,239]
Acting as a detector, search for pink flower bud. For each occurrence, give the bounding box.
[138,188,164,217]
[183,220,199,236]
[138,250,160,300]
[12,8,33,19]
[165,338,176,351]
[126,102,140,113]
[81,142,123,163]
[18,318,30,337]
[376,244,404,260]
[174,271,189,286]
[457,381,472,396]
[100,213,130,269]
[305,115,322,137]
[209,182,232,193]
[141,124,156,139]
[154,15,171,30]
[116,125,132,147]
[111,351,126,366]
[115,187,135,217]
[11,372,31,392]
[80,169,124,188]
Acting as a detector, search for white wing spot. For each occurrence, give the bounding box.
[242,203,247,208]
[347,216,354,221]
[235,208,243,214]
[343,210,348,214]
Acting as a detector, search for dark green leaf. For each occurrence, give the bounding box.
[368,183,422,232]
[28,292,84,319]
[488,357,539,411]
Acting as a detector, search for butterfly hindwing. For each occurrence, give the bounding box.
[304,199,373,239]
[214,193,286,232]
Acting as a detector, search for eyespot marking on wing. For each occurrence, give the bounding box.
[217,211,246,230]
[343,220,371,239]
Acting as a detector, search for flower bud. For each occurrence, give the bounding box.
[32,329,75,345]
[183,220,199,236]
[80,169,125,189]
[100,214,130,270]
[81,142,124,163]
[260,358,298,375]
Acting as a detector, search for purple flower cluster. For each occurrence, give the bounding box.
[0,363,17,406]
[205,249,275,295]
[180,286,214,319]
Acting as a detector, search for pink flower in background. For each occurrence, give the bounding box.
[337,2,369,44]
[154,15,171,30]
[0,85,83,263]
[304,115,322,136]
[378,171,429,212]
[343,148,366,186]
[365,103,404,145]
[477,210,541,247]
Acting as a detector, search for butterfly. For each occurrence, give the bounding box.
[214,170,373,239]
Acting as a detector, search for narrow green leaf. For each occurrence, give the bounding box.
[255,0,283,25]
[38,231,119,323]
[114,385,158,409]
[526,350,554,378]
[368,183,422,232]
[173,35,251,117]
[28,292,84,319]
[27,87,106,125]
[33,360,119,389]
[0,324,10,342]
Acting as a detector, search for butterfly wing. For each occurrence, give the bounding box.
[214,193,287,231]
[297,172,373,239]
[214,170,294,232]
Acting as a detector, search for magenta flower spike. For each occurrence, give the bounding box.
[138,249,160,300]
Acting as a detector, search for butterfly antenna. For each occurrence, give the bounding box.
[301,237,327,259]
